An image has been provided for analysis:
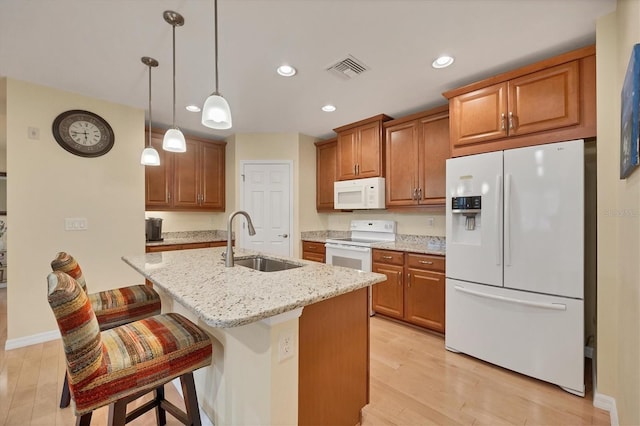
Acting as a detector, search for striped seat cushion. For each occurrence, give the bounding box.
[89,285,161,329]
[71,313,212,415]
[51,252,161,330]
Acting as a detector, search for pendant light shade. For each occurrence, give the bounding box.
[202,93,232,129]
[163,11,186,153]
[141,56,160,166]
[201,0,232,129]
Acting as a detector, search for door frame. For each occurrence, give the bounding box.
[239,160,294,257]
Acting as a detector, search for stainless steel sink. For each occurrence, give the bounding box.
[234,256,304,272]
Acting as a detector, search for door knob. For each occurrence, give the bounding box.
[278,234,289,238]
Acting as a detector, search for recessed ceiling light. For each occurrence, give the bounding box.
[432,55,454,69]
[277,64,297,77]
[186,105,201,112]
[322,104,336,112]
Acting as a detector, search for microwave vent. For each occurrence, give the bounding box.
[326,55,369,79]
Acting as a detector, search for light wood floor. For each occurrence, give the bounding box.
[0,288,609,425]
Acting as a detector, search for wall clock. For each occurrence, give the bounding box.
[52,110,115,158]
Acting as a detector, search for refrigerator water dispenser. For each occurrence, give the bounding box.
[451,196,482,231]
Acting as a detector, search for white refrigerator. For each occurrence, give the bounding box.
[445,139,585,396]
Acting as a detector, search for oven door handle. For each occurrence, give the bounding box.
[324,243,371,252]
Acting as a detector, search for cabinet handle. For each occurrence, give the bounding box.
[382,255,393,260]
[509,112,514,130]
[418,188,423,200]
[501,113,506,130]
[167,192,171,201]
[354,164,357,175]
[397,271,401,284]
[356,164,360,175]
[407,273,411,287]
[419,260,433,265]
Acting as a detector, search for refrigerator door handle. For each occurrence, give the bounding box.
[495,174,502,266]
[454,285,567,311]
[504,173,512,266]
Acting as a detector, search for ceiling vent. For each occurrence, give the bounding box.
[326,55,369,80]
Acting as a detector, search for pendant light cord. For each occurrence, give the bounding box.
[214,0,219,94]
[172,23,177,128]
[148,64,153,148]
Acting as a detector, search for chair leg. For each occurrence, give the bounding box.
[60,373,71,408]
[180,372,202,426]
[154,385,167,426]
[108,400,128,426]
[75,412,92,426]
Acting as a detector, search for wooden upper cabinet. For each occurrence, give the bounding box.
[145,132,173,209]
[334,114,392,181]
[444,45,595,157]
[315,138,337,211]
[145,128,226,212]
[385,105,449,208]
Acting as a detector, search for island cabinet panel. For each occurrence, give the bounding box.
[315,138,337,211]
[385,105,450,208]
[299,287,369,426]
[301,241,326,263]
[334,114,392,181]
[372,249,445,333]
[444,45,596,157]
[145,128,226,211]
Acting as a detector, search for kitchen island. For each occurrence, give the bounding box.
[122,247,386,425]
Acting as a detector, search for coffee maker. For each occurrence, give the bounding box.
[145,218,163,242]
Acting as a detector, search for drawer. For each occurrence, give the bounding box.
[302,241,326,254]
[406,253,445,272]
[372,249,404,266]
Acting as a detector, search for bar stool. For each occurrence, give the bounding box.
[47,270,213,426]
[51,252,162,408]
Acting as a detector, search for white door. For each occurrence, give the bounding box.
[445,151,503,287]
[240,162,292,257]
[503,140,584,298]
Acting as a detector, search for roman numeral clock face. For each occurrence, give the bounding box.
[52,110,115,157]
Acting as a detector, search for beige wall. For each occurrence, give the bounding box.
[596,1,640,424]
[327,210,446,236]
[5,78,146,341]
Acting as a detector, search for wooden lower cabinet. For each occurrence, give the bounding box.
[299,287,369,426]
[372,249,445,333]
[301,241,326,263]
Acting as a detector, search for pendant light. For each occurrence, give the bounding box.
[162,10,187,152]
[140,57,161,166]
[201,0,232,129]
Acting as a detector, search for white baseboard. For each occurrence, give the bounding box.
[594,392,619,426]
[4,329,60,350]
[170,378,214,426]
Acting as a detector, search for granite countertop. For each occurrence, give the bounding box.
[122,247,386,328]
[301,231,446,256]
[146,230,229,247]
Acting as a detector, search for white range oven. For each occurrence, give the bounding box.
[325,220,396,314]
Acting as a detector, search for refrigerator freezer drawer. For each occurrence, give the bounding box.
[445,279,584,396]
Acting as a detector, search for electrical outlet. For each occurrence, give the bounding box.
[278,330,295,362]
[426,217,435,227]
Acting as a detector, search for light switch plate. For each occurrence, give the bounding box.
[64,217,88,231]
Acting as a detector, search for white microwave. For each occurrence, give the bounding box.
[334,177,386,210]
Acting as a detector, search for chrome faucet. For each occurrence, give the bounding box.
[225,210,256,267]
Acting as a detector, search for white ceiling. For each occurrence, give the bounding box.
[0,0,616,141]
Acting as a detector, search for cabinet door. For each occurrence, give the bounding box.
[316,139,337,210]
[405,268,445,332]
[508,61,580,137]
[385,121,419,206]
[145,132,173,209]
[336,129,358,180]
[172,139,200,209]
[357,121,383,178]
[371,262,404,319]
[418,114,449,204]
[200,141,225,211]
[450,82,508,148]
